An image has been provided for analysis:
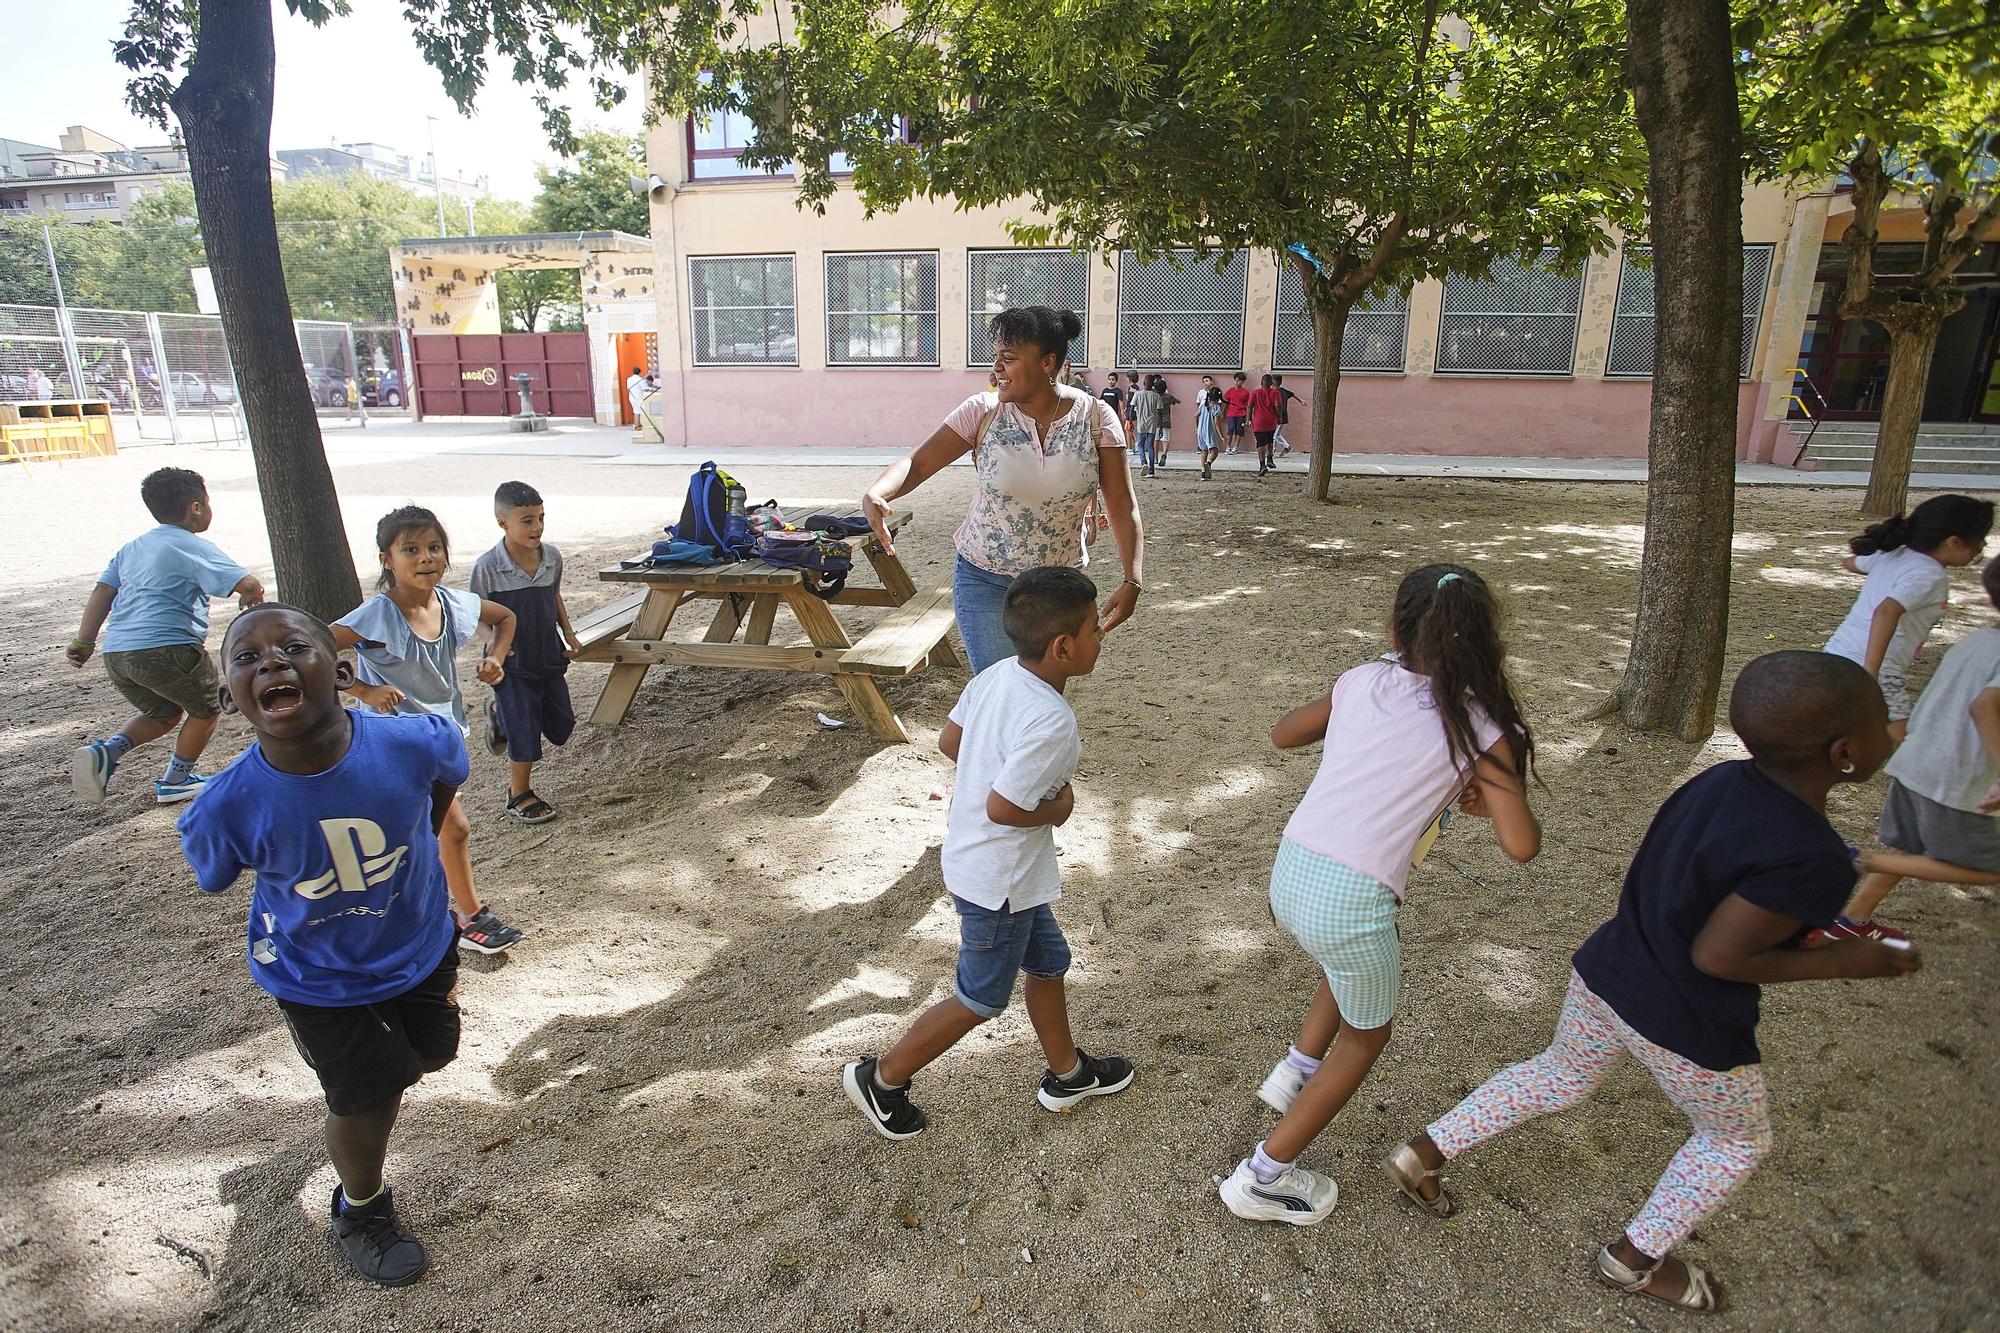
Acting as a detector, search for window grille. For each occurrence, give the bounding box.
[966,250,1089,366]
[825,252,939,366]
[1606,244,1775,380]
[1436,248,1584,374]
[690,256,797,365]
[1273,266,1409,372]
[1115,249,1245,369]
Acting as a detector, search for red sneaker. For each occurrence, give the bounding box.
[1814,916,1911,945]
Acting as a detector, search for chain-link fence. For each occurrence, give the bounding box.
[0,303,379,444]
[1116,249,1246,370]
[967,250,1089,367]
[1606,244,1776,381]
[1436,249,1585,375]
[1273,266,1409,373]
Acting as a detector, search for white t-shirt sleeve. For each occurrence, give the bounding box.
[990,716,1077,809]
[1884,559,1946,611]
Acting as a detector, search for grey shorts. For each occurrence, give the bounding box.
[103,644,220,722]
[1880,779,2000,874]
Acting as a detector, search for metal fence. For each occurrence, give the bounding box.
[1116,249,1246,370]
[1436,249,1585,375]
[0,303,388,444]
[1606,244,1776,380]
[1273,266,1410,373]
[967,249,1089,367]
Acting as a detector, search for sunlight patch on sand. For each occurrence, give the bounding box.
[1467,943,1545,1010]
[85,1027,320,1118]
[1756,565,1848,591]
[1155,587,1266,613]
[795,1005,944,1059]
[1202,926,1267,955]
[809,965,914,1013]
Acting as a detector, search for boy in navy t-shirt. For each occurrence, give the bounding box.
[470,481,582,825]
[178,603,468,1288]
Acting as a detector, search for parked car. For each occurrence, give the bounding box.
[362,370,403,408]
[302,363,350,408]
[167,370,235,408]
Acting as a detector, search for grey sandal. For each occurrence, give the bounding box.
[1595,1245,1722,1314]
[1383,1141,1455,1217]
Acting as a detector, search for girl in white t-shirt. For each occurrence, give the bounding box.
[1219,563,1543,1228]
[1823,494,1991,739]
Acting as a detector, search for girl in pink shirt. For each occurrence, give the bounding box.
[1219,563,1543,1227]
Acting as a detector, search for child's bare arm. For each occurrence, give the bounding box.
[986,783,1074,828]
[939,720,963,762]
[1272,693,1332,749]
[1690,893,1921,984]
[429,781,459,836]
[1460,738,1541,862]
[477,598,516,683]
[555,590,582,656]
[1862,597,1906,674]
[1968,688,2000,811]
[330,623,364,651]
[68,583,117,666]
[231,573,265,608]
[1842,555,1862,575]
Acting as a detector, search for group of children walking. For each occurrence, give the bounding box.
[62,466,1980,1306]
[1091,369,1304,480]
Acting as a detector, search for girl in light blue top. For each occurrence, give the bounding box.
[332,505,526,954]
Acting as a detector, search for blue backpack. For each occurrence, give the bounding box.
[754,531,852,599]
[670,462,755,560]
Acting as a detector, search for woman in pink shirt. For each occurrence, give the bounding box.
[862,307,1146,673]
[1218,563,1543,1228]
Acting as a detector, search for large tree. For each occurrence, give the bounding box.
[1589,0,1745,740]
[115,0,644,618]
[529,128,652,236]
[1744,1,2000,517]
[658,0,1646,503]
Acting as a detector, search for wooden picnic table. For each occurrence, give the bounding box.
[573,505,962,742]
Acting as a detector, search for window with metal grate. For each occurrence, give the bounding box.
[1115,249,1246,369]
[825,252,939,366]
[966,250,1089,367]
[1273,266,1410,373]
[690,255,798,365]
[1436,248,1585,375]
[1605,244,1775,380]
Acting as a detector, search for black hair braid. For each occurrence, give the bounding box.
[1392,564,1535,781]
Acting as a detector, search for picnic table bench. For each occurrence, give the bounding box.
[575,506,961,742]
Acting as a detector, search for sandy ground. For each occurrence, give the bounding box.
[0,439,1995,1333]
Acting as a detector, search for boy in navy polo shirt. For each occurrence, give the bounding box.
[470,481,583,824]
[67,467,264,805]
[178,603,469,1287]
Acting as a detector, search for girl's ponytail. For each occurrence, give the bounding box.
[1851,494,1995,557]
[1392,564,1534,782]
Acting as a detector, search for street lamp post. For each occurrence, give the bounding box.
[426,115,446,236]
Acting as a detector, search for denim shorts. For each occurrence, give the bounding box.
[952,894,1072,1018]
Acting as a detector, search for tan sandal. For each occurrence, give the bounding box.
[1383,1142,1454,1217]
[1595,1245,1722,1314]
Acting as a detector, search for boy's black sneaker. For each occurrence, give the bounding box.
[1037,1049,1136,1112]
[842,1056,928,1140]
[329,1186,428,1286]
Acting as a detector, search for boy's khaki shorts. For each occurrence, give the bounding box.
[103,644,221,722]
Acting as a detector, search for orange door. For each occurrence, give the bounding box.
[613,333,649,426]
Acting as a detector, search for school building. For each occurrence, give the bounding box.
[627,111,2000,465]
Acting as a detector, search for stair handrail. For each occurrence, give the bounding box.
[1782,367,1829,459]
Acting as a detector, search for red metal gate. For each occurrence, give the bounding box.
[412,333,594,418]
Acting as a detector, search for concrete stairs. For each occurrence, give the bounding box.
[1789,420,2000,475]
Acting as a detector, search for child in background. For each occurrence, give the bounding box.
[1835,552,2000,939]
[1223,371,1251,454]
[1273,375,1306,456]
[333,506,526,955]
[1098,372,1125,439]
[1387,651,1919,1315]
[843,568,1134,1138]
[1195,377,1223,481]
[1220,564,1541,1227]
[1823,494,1991,741]
[471,482,583,825]
[68,467,264,805]
[1249,374,1283,476]
[1122,377,1140,449]
[180,603,470,1286]
[1154,376,1180,471]
[1131,376,1164,478]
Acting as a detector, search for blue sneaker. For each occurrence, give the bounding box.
[154,772,207,805]
[71,741,115,806]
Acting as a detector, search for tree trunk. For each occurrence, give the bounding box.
[168,0,362,622]
[1306,301,1351,503]
[1861,319,1947,518]
[1592,0,1742,741]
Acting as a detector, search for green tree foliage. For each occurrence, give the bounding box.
[0,215,127,306]
[653,0,1648,501]
[528,128,650,236]
[1743,1,2000,515]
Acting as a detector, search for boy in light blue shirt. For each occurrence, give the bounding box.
[67,467,263,805]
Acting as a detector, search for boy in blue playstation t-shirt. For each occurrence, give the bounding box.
[177,603,468,1289]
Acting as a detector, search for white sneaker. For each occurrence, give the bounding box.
[1258,1059,1309,1115]
[1219,1157,1338,1226]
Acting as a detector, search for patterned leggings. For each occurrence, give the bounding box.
[1427,971,1773,1258]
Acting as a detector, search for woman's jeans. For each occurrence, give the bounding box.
[952,555,1017,675]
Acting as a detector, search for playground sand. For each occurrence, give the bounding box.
[0,443,1993,1331]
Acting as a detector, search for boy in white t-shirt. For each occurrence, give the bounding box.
[843,567,1135,1139]
[1822,494,1990,737]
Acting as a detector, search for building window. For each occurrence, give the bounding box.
[1436,248,1585,375]
[689,255,798,366]
[966,249,1089,367]
[686,101,791,182]
[1273,265,1409,372]
[1115,249,1246,369]
[1605,243,1776,380]
[825,252,939,366]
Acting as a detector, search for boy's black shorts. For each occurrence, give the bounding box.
[491,671,576,764]
[277,941,461,1116]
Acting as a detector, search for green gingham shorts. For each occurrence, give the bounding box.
[1269,838,1401,1029]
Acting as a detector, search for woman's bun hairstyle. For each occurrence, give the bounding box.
[987,306,1076,363]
